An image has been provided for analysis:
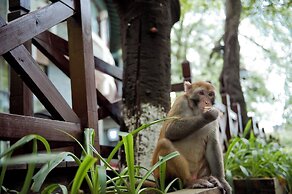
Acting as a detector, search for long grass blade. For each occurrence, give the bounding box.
[158,156,166,191]
[224,138,241,168]
[70,155,97,194]
[84,128,96,183]
[165,178,182,193]
[106,117,176,163]
[136,151,180,192]
[89,144,127,186]
[41,183,68,194]
[0,152,12,194]
[0,153,66,166]
[122,133,135,193]
[20,139,37,194]
[242,119,252,138]
[51,128,86,155]
[32,152,72,192]
[0,135,51,159]
[97,166,107,194]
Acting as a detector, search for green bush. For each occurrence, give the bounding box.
[0,118,180,194]
[224,120,292,193]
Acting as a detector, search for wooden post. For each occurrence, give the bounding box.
[8,0,33,116]
[67,0,99,149]
[221,94,232,142]
[182,60,191,83]
[232,102,243,135]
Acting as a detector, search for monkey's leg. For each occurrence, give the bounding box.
[154,138,192,185]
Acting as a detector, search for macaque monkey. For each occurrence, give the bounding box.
[152,81,231,194]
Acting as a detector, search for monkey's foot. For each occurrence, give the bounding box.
[207,176,223,188]
[189,178,215,189]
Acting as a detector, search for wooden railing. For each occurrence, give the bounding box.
[0,0,115,157]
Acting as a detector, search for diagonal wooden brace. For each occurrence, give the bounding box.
[0,1,74,56]
[0,17,79,123]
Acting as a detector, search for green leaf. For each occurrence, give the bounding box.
[97,166,107,194]
[0,135,50,158]
[51,128,86,154]
[122,133,135,193]
[70,155,97,194]
[106,117,176,163]
[41,184,68,194]
[136,151,180,192]
[32,152,73,192]
[239,165,250,177]
[242,119,252,138]
[89,145,127,188]
[84,128,95,182]
[165,178,182,193]
[20,139,37,194]
[0,153,65,166]
[158,156,166,191]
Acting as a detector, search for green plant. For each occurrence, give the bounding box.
[224,120,292,193]
[0,118,180,194]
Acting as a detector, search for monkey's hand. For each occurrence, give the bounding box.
[202,107,219,121]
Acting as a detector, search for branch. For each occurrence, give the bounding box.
[239,33,271,53]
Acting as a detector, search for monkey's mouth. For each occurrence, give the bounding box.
[202,106,212,112]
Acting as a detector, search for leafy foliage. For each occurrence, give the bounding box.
[0,119,181,194]
[224,121,292,192]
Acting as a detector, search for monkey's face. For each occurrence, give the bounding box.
[185,81,216,112]
[197,89,215,111]
[189,88,215,111]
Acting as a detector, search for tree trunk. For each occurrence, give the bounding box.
[220,0,248,127]
[115,0,180,169]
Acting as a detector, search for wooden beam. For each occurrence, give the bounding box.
[0,1,74,56]
[33,30,123,81]
[8,0,33,116]
[32,31,123,125]
[32,32,70,77]
[171,83,184,92]
[3,45,80,123]
[96,90,122,124]
[0,113,81,142]
[94,57,123,81]
[67,0,98,134]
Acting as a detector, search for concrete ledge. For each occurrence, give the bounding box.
[168,187,221,194]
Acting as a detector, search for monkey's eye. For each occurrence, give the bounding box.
[198,91,204,95]
[208,92,215,97]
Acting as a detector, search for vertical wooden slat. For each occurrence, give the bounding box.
[67,0,99,148]
[221,94,232,142]
[8,0,33,116]
[182,60,191,83]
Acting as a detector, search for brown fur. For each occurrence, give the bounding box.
[152,81,231,194]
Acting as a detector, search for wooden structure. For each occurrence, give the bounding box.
[0,0,123,157]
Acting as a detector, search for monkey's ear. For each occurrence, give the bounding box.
[184,81,192,93]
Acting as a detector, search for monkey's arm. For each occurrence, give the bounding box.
[165,116,209,140]
[206,129,232,194]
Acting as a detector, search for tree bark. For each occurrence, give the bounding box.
[220,0,248,127]
[115,0,180,169]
